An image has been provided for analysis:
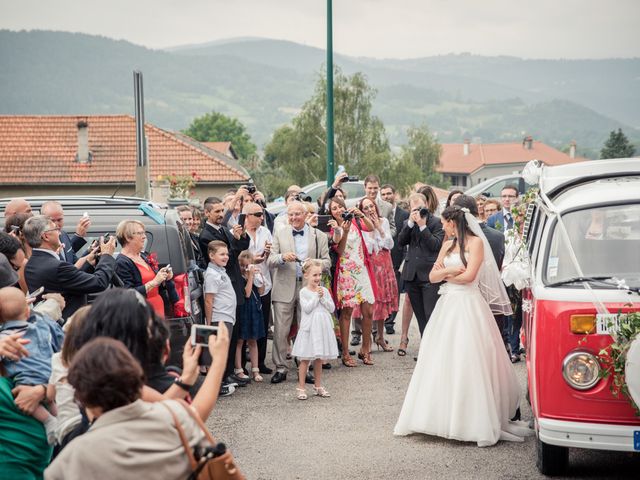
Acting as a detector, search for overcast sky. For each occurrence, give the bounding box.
[1,0,638,59]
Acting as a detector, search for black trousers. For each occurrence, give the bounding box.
[224,306,243,378]
[405,280,440,337]
[385,269,403,327]
[257,291,272,367]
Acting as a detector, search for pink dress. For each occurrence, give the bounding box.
[332,221,376,309]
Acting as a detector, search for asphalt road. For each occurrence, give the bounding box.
[206,297,640,480]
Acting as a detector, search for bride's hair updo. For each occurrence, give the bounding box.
[442,205,477,267]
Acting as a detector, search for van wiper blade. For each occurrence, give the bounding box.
[547,276,640,293]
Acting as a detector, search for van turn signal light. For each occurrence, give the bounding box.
[570,314,597,334]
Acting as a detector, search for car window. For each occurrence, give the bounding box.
[544,203,640,288]
[342,182,365,199]
[303,184,326,203]
[75,232,151,257]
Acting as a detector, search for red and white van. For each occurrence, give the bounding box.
[522,158,640,475]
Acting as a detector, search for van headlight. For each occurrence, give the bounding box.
[562,351,600,390]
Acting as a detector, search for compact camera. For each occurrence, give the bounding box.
[244,183,256,194]
[295,191,312,202]
[341,211,354,221]
[419,207,430,218]
[339,175,359,183]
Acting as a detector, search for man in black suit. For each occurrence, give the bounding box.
[453,194,509,350]
[398,193,445,337]
[41,201,90,264]
[198,197,251,388]
[23,215,116,319]
[381,184,409,334]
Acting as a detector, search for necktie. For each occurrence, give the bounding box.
[292,230,304,237]
[504,213,513,228]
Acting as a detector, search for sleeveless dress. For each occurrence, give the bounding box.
[239,279,266,340]
[291,287,339,361]
[333,223,376,309]
[136,262,165,317]
[394,253,530,447]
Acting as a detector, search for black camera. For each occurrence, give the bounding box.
[244,183,256,194]
[339,175,359,183]
[341,211,354,221]
[295,191,312,202]
[419,207,430,218]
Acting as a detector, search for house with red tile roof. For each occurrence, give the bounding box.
[0,115,250,200]
[203,141,238,160]
[438,137,585,188]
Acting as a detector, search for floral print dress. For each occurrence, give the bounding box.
[333,223,376,309]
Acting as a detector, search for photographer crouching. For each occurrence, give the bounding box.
[398,193,444,339]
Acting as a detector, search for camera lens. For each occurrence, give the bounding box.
[419,207,429,218]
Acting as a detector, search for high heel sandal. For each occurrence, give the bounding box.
[375,336,394,352]
[357,351,374,365]
[296,387,308,400]
[313,386,331,398]
[397,337,409,357]
[234,368,250,380]
[251,368,263,382]
[341,353,357,367]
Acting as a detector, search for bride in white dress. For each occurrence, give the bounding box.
[394,205,531,447]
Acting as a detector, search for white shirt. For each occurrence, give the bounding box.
[246,226,273,296]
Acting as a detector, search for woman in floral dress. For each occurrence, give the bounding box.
[327,197,377,367]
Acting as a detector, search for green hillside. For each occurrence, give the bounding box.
[1,30,638,156]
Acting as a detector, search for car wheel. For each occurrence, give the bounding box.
[536,436,568,476]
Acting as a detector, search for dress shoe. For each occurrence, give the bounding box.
[350,333,361,346]
[271,371,287,384]
[226,374,249,387]
[511,407,521,422]
[322,363,331,370]
[510,354,521,363]
[385,325,395,335]
[219,383,235,397]
[258,365,273,375]
[305,372,315,384]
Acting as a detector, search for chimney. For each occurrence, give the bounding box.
[569,140,576,159]
[463,139,470,156]
[75,119,92,164]
[523,136,533,150]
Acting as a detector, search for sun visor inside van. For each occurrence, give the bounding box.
[139,203,165,224]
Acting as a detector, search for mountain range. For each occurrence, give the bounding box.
[1,30,639,157]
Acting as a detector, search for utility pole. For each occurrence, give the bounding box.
[326,0,335,187]
[133,70,150,199]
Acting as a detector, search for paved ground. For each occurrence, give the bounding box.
[207,296,640,480]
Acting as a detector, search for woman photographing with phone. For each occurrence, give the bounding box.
[327,197,377,367]
[115,220,178,318]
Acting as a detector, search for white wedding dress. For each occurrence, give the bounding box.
[394,253,531,447]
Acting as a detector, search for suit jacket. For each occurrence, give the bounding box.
[115,254,179,306]
[25,249,116,318]
[267,225,331,303]
[398,213,444,283]
[486,210,514,233]
[376,198,396,238]
[59,230,87,264]
[390,206,410,271]
[198,223,250,304]
[480,222,505,271]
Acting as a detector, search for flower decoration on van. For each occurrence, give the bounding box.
[597,308,640,416]
[159,171,201,199]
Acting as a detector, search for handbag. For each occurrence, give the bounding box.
[162,400,245,480]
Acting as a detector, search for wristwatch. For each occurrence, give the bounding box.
[173,377,193,391]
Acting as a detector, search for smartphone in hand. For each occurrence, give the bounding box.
[238,213,246,229]
[191,324,218,347]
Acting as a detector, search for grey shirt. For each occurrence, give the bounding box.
[204,263,237,325]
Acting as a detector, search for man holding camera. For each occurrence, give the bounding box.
[267,201,331,384]
[398,193,444,337]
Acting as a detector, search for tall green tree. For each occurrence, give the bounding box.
[600,128,636,159]
[262,68,392,191]
[394,125,446,192]
[184,111,257,160]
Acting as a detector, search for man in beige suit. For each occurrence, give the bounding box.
[267,201,331,383]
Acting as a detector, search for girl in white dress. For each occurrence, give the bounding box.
[394,205,531,447]
[291,260,339,400]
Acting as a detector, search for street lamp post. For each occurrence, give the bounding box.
[326,0,335,187]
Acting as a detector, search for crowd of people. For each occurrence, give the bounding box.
[0,176,529,476]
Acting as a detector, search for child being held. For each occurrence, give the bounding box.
[0,287,64,444]
[291,260,339,400]
[235,251,266,382]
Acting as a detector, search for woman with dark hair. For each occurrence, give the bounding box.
[445,189,464,208]
[417,185,440,216]
[45,337,218,479]
[395,206,528,447]
[115,219,178,318]
[71,288,229,419]
[327,197,377,366]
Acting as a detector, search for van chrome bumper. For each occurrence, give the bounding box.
[538,418,639,452]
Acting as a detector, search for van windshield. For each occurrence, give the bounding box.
[545,203,640,289]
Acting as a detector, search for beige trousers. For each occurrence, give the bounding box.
[271,279,302,373]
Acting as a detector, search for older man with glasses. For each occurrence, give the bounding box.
[23,215,116,318]
[40,201,90,264]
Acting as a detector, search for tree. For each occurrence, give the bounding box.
[184,111,257,160]
[600,128,636,159]
[394,125,446,191]
[262,68,392,192]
